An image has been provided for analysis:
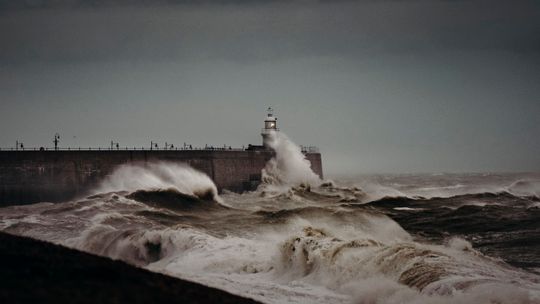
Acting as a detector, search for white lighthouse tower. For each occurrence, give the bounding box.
[261,107,279,148]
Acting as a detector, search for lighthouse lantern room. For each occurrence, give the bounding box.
[261,107,279,148]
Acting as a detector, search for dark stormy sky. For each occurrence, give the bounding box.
[1,0,539,175]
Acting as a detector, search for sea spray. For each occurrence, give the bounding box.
[1,172,540,303]
[261,131,321,190]
[96,162,222,202]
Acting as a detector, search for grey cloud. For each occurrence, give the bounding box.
[1,0,538,66]
[0,0,539,173]
[0,0,294,11]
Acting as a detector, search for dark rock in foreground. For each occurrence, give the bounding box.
[0,232,260,304]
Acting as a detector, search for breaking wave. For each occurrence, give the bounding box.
[126,188,227,212]
[278,227,539,301]
[366,191,540,209]
[34,207,540,304]
[350,174,540,203]
[0,149,539,303]
[260,131,321,192]
[96,162,222,203]
[508,179,540,197]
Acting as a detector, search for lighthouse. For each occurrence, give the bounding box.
[261,107,279,148]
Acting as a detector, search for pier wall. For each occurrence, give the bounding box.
[0,150,323,205]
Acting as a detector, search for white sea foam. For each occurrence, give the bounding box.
[95,162,221,202]
[352,175,540,202]
[60,213,540,304]
[507,179,540,197]
[393,207,423,211]
[1,164,540,304]
[260,131,322,192]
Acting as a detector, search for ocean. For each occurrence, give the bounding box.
[0,133,539,304]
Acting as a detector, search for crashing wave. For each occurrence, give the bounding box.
[1,165,540,304]
[259,131,322,192]
[95,162,222,203]
[277,226,539,303]
[365,191,539,210]
[126,188,227,212]
[508,179,540,197]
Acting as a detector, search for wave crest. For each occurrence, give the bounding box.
[95,162,221,203]
[126,188,226,212]
[260,131,321,191]
[277,225,539,302]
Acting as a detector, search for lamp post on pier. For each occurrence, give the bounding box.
[110,141,120,150]
[15,140,24,151]
[53,133,60,151]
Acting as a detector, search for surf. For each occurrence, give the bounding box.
[0,135,539,303]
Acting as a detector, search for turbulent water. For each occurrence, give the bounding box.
[1,133,539,304]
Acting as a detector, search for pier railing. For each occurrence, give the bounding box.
[0,146,246,152]
[300,146,319,153]
[0,145,320,153]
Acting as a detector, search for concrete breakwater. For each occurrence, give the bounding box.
[0,150,323,205]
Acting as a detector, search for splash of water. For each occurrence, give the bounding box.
[507,179,540,197]
[96,162,221,202]
[261,131,321,190]
[2,172,540,303]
